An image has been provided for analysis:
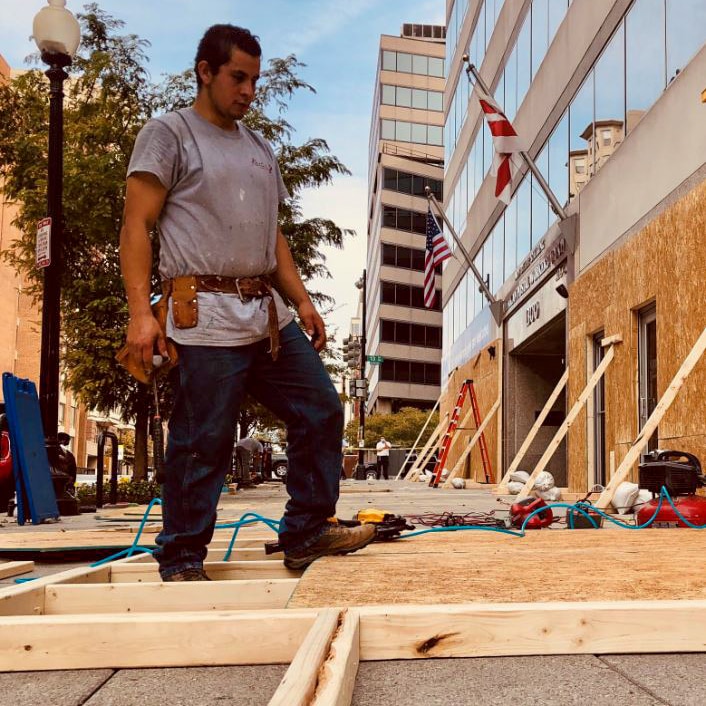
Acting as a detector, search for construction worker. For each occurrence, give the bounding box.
[120,24,375,581]
[376,436,392,480]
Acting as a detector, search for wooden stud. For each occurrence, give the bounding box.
[0,563,113,616]
[0,609,318,671]
[396,398,441,479]
[0,562,34,580]
[496,370,569,493]
[516,345,616,500]
[600,334,623,347]
[311,609,360,706]
[442,399,500,487]
[269,609,341,706]
[405,413,447,481]
[595,326,706,508]
[44,579,299,614]
[357,600,706,660]
[109,560,300,583]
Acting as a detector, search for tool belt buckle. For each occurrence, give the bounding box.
[235,277,247,302]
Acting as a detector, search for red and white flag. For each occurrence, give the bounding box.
[475,83,523,204]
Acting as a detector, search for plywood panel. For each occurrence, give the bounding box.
[568,181,706,491]
[440,341,500,483]
[289,529,706,608]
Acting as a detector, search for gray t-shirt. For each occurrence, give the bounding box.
[127,107,294,346]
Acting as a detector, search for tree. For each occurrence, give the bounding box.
[0,6,353,477]
[345,407,439,449]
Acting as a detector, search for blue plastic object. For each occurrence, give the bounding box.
[2,373,59,525]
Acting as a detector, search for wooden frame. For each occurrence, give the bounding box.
[404,412,447,481]
[595,325,706,508]
[3,532,706,705]
[515,344,617,500]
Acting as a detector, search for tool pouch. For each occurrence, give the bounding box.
[171,275,198,329]
[115,297,178,385]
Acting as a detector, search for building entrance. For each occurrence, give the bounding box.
[505,312,567,486]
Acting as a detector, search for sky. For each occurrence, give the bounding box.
[0,0,445,341]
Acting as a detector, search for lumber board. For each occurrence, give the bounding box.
[356,601,706,660]
[405,413,446,481]
[596,325,706,508]
[0,563,113,616]
[496,369,569,492]
[0,561,34,580]
[269,609,341,706]
[516,346,615,500]
[44,579,299,614]
[396,398,440,479]
[0,609,319,671]
[109,560,301,582]
[311,609,360,706]
[442,398,500,487]
[288,529,706,608]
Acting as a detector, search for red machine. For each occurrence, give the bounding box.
[510,497,554,530]
[636,450,706,528]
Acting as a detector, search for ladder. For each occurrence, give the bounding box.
[429,379,493,487]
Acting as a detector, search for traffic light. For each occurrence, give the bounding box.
[348,377,368,399]
[341,336,351,362]
[346,338,361,368]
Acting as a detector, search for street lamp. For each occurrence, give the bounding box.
[354,271,367,478]
[32,0,81,513]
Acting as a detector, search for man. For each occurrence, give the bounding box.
[120,24,375,581]
[234,436,263,483]
[376,436,392,480]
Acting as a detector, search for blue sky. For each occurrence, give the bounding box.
[0,0,445,339]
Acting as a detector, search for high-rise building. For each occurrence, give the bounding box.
[442,0,706,490]
[365,24,446,415]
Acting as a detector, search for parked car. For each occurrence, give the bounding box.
[270,452,288,481]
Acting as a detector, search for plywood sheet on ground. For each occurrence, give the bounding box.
[288,529,706,607]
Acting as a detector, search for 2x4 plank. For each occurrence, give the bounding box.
[109,560,300,582]
[44,579,299,614]
[0,609,318,671]
[0,561,34,580]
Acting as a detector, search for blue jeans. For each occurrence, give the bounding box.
[155,321,343,578]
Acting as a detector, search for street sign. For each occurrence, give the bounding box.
[36,217,51,268]
[367,355,384,364]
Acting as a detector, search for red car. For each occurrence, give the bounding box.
[0,428,13,510]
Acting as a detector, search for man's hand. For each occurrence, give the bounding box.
[298,300,326,352]
[127,312,168,377]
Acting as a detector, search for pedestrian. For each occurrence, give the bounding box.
[120,24,376,581]
[376,436,392,480]
[234,436,263,484]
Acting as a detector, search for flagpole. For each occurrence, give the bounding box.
[464,58,568,221]
[425,187,503,325]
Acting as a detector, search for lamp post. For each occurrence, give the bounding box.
[354,270,367,478]
[32,0,81,513]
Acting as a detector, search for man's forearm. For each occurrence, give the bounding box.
[120,223,154,319]
[271,230,311,307]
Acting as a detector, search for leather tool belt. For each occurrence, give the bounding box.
[166,274,280,361]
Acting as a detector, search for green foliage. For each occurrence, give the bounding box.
[0,7,353,460]
[344,407,439,449]
[75,478,161,505]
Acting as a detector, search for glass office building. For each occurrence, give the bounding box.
[442,0,706,490]
[365,25,446,414]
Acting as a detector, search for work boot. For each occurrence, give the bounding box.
[162,568,211,582]
[284,523,377,570]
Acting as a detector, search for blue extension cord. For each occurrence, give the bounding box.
[30,484,695,578]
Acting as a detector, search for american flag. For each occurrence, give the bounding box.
[474,83,523,204]
[424,208,451,308]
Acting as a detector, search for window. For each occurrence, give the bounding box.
[381,120,444,147]
[379,359,441,385]
[381,85,396,105]
[379,206,429,234]
[379,320,441,348]
[593,331,607,487]
[380,282,441,311]
[638,303,658,455]
[382,51,396,71]
[382,50,444,78]
[575,159,585,174]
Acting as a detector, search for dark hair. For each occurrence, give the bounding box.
[194,24,261,88]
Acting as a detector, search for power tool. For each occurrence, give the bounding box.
[636,450,706,527]
[509,497,554,529]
